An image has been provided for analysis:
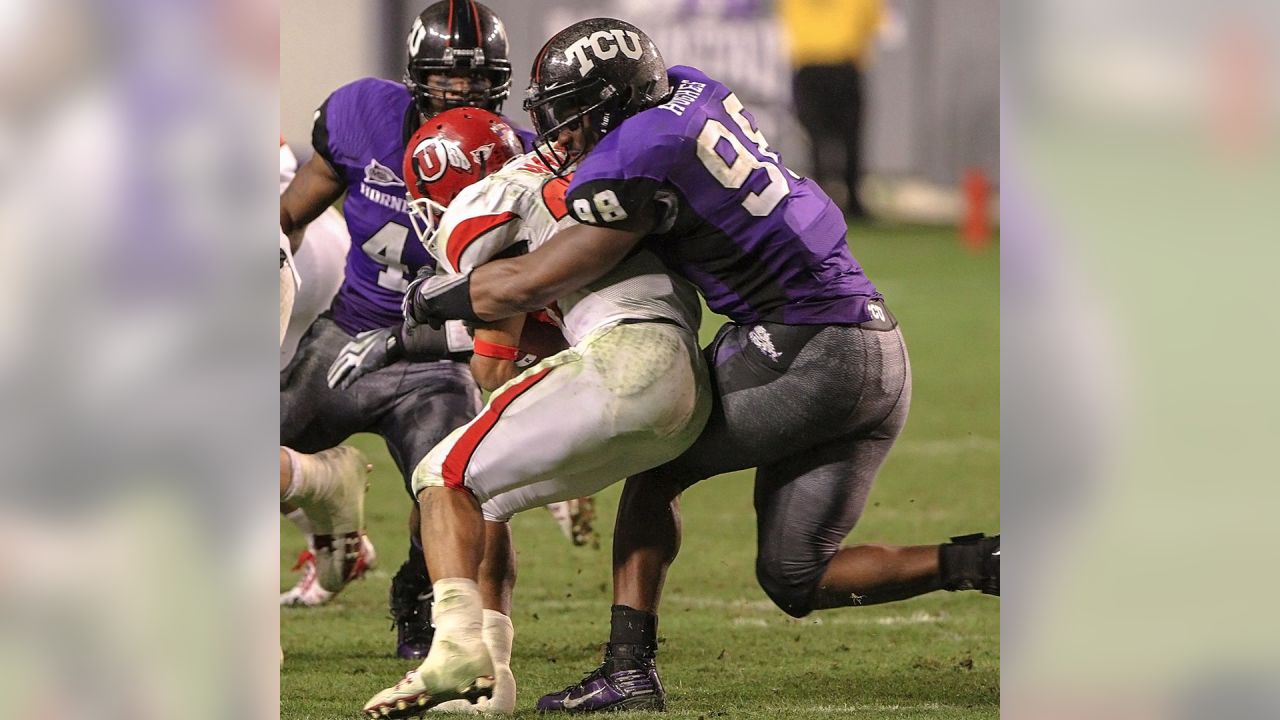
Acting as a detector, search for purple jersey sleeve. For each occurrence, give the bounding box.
[312,78,435,334]
[567,66,880,326]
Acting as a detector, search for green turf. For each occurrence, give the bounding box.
[281,223,999,719]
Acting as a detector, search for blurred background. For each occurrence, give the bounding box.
[282,0,999,227]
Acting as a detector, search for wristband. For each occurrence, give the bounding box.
[472,338,520,361]
[412,272,482,325]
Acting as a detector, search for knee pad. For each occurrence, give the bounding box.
[755,554,821,619]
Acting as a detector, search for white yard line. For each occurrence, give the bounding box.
[762,703,948,713]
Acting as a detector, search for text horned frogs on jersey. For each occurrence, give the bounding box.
[431,151,702,345]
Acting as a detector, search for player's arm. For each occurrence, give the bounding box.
[280,152,344,253]
[406,202,656,325]
[469,314,528,392]
[469,210,653,321]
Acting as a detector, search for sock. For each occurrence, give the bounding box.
[280,447,306,502]
[283,507,313,538]
[608,605,657,663]
[281,447,344,504]
[482,610,516,713]
[430,578,485,646]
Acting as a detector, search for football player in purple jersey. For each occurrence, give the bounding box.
[278,0,535,660]
[398,18,1000,712]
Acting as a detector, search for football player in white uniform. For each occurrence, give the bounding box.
[340,108,711,717]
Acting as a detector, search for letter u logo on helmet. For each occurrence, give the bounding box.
[401,107,523,251]
[403,0,514,116]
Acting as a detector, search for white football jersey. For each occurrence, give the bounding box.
[431,152,701,345]
[280,140,350,367]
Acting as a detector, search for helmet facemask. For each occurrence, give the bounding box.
[406,194,449,263]
[403,1,514,117]
[524,78,620,178]
[405,64,512,116]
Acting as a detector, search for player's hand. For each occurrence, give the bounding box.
[402,271,478,329]
[326,328,402,390]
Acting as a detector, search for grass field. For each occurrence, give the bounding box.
[281,224,1000,719]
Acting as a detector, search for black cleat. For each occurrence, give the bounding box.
[389,557,434,659]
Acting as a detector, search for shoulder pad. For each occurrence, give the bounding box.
[434,178,530,273]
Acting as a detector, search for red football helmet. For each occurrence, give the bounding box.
[403,106,524,250]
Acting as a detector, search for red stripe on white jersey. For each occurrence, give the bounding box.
[441,366,553,490]
[446,211,519,272]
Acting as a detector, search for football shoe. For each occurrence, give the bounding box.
[280,533,377,607]
[545,497,598,548]
[390,558,436,659]
[363,640,494,718]
[288,445,372,592]
[536,645,665,713]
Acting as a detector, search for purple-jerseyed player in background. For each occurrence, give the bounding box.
[278,0,537,659]
[381,18,1000,713]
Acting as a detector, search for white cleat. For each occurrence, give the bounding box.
[429,662,513,715]
[280,533,377,606]
[544,496,598,548]
[363,640,495,719]
[290,445,371,592]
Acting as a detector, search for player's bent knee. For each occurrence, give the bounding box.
[754,554,822,619]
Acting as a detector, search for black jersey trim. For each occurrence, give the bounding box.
[311,97,337,168]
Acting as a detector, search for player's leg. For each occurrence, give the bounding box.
[365,362,558,717]
[368,324,707,717]
[376,358,483,659]
[754,328,997,614]
[433,519,519,715]
[839,63,869,219]
[751,432,928,616]
[278,447,290,497]
[279,444,372,593]
[278,448,377,607]
[755,440,999,614]
[540,323,804,713]
[280,316,378,600]
[792,64,828,189]
[538,321,921,712]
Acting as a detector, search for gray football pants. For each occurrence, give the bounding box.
[654,321,911,617]
[280,314,482,496]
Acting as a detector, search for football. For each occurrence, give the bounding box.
[516,312,569,367]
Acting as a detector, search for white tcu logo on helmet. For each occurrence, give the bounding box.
[412,137,472,183]
[564,30,644,77]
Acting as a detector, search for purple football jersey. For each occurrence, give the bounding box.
[566,66,880,325]
[313,78,535,333]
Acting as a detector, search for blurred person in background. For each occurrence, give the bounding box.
[278,0,533,659]
[778,0,883,220]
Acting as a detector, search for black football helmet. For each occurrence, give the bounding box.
[404,0,512,116]
[524,18,669,173]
